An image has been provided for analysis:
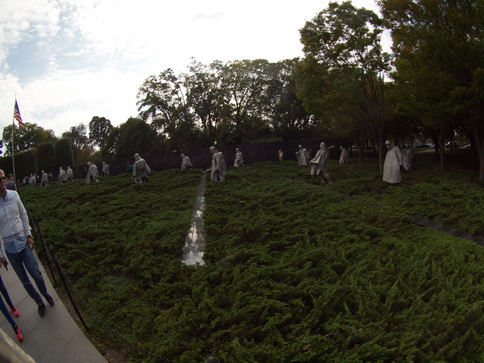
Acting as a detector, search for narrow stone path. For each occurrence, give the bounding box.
[182,172,207,265]
[285,177,484,247]
[408,215,484,246]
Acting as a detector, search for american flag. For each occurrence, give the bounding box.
[14,100,25,128]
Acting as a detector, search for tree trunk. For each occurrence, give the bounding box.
[479,150,484,182]
[472,122,484,182]
[357,137,364,164]
[378,145,384,174]
[439,123,445,172]
[375,132,385,174]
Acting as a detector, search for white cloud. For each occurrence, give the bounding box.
[0,0,386,139]
[13,68,141,134]
[0,0,60,63]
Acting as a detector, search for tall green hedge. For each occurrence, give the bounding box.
[55,138,74,168]
[0,155,13,176]
[0,140,73,180]
[37,142,56,173]
[14,149,37,179]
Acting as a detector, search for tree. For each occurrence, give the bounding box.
[89,116,113,158]
[137,69,196,150]
[112,118,158,158]
[221,59,272,143]
[297,1,391,171]
[2,123,57,155]
[62,123,89,165]
[380,0,484,180]
[264,59,315,141]
[185,59,231,144]
[137,58,331,148]
[54,139,75,169]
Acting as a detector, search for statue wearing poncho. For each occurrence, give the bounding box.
[41,171,48,186]
[234,148,244,168]
[382,141,402,184]
[133,153,151,184]
[181,154,193,171]
[101,162,110,176]
[310,142,332,185]
[210,146,227,181]
[296,145,309,166]
[58,167,66,185]
[401,145,413,172]
[85,162,99,184]
[339,146,349,164]
[66,166,74,182]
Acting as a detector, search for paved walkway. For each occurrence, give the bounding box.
[0,250,106,363]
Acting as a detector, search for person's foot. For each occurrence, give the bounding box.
[38,304,46,317]
[45,294,55,306]
[10,306,20,317]
[13,325,23,341]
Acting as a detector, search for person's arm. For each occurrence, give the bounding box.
[0,239,5,261]
[17,194,33,240]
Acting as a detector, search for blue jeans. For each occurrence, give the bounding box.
[0,276,16,327]
[0,275,14,308]
[7,246,48,306]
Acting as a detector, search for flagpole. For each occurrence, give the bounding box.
[12,95,17,182]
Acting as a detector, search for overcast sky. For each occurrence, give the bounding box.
[0,0,383,137]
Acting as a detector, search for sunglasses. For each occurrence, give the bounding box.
[0,177,6,181]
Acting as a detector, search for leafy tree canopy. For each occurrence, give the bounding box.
[89,116,113,148]
[112,117,158,158]
[297,1,391,171]
[379,0,484,180]
[2,123,57,155]
[62,123,89,152]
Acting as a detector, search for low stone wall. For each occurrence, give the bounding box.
[70,139,349,178]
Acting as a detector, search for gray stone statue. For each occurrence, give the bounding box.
[40,170,48,186]
[58,167,66,185]
[383,140,402,184]
[310,142,332,185]
[133,153,151,183]
[181,153,193,171]
[66,166,74,181]
[101,162,110,176]
[234,148,244,168]
[85,162,99,184]
[210,146,227,181]
[401,144,413,171]
[339,146,349,164]
[296,145,310,166]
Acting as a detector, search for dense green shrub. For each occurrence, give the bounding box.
[14,149,37,178]
[54,138,74,168]
[0,155,13,176]
[20,159,484,362]
[36,142,56,173]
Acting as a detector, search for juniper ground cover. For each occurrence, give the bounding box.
[20,153,483,362]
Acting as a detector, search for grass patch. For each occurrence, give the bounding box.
[20,157,483,362]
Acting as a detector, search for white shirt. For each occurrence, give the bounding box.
[0,190,31,256]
